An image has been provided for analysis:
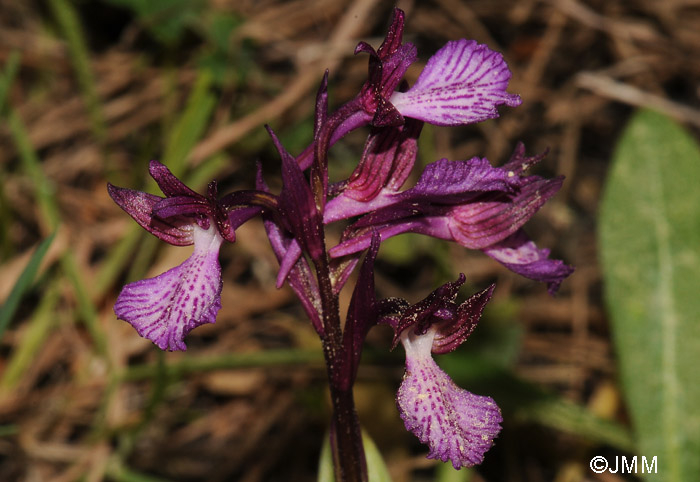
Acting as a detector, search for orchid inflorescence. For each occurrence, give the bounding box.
[108,8,573,480]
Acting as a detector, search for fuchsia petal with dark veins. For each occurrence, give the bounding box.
[107,183,194,246]
[397,327,502,468]
[447,176,563,249]
[325,155,509,224]
[483,231,574,294]
[114,224,223,351]
[390,39,521,126]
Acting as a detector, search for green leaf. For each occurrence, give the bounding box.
[599,109,700,481]
[318,430,393,482]
[0,232,55,340]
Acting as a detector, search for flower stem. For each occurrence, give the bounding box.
[316,254,368,482]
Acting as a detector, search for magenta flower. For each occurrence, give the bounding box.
[329,144,574,294]
[298,8,521,172]
[113,224,223,351]
[354,8,520,129]
[107,161,255,351]
[382,275,501,468]
[389,39,522,126]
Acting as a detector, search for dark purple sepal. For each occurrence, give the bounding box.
[372,97,404,127]
[329,254,361,295]
[390,274,466,349]
[378,7,406,57]
[355,8,417,127]
[152,195,212,220]
[148,160,200,198]
[256,165,324,334]
[314,71,329,139]
[227,206,262,231]
[267,126,325,261]
[339,232,380,389]
[107,183,194,246]
[432,283,495,354]
[502,141,549,175]
[275,239,302,289]
[264,217,324,334]
[483,231,574,294]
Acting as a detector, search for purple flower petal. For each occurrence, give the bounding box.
[268,127,324,261]
[114,224,223,351]
[107,183,194,246]
[341,232,380,388]
[397,327,502,468]
[432,283,495,354]
[152,195,212,220]
[390,39,521,126]
[325,120,423,223]
[257,165,324,335]
[263,217,323,335]
[483,231,574,294]
[406,157,514,199]
[447,176,563,249]
[149,160,201,198]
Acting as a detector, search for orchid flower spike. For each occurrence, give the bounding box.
[383,276,502,468]
[107,161,256,351]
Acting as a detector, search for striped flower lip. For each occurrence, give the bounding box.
[397,325,502,469]
[114,224,223,351]
[390,39,521,126]
[380,275,501,467]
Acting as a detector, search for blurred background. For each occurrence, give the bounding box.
[1,0,699,481]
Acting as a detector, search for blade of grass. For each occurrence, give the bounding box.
[120,348,324,382]
[6,110,60,232]
[0,50,20,115]
[106,456,174,482]
[93,227,144,299]
[5,105,107,359]
[47,0,106,141]
[318,429,393,482]
[0,283,60,390]
[162,70,216,176]
[0,232,56,340]
[0,52,22,258]
[435,462,472,482]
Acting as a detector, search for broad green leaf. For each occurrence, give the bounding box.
[318,429,393,482]
[599,109,700,481]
